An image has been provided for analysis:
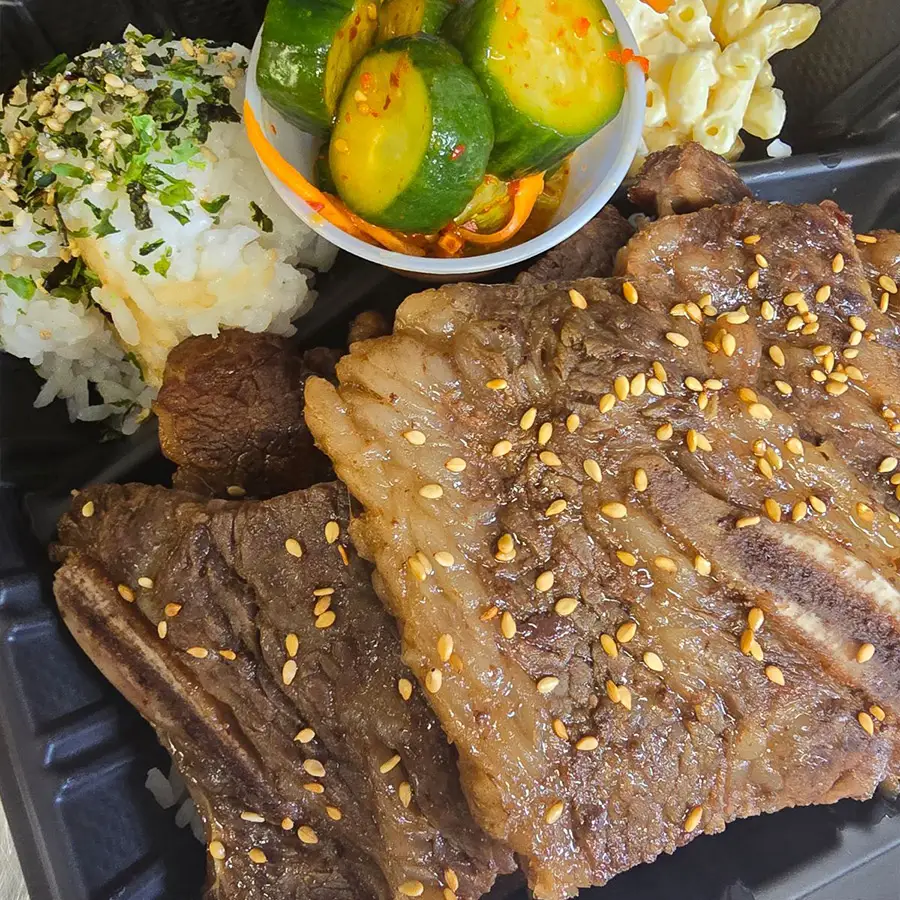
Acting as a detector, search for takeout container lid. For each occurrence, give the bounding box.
[243,5,646,276]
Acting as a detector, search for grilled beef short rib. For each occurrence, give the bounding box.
[54,483,513,900]
[306,147,900,899]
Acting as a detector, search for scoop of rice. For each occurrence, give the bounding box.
[0,29,336,432]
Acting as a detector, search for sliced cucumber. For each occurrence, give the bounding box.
[377,0,453,41]
[329,35,494,233]
[443,0,625,178]
[257,0,379,135]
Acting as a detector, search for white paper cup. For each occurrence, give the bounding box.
[244,4,645,277]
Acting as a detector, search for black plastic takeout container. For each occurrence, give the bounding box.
[3,1,900,898]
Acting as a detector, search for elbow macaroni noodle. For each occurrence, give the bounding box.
[618,0,820,172]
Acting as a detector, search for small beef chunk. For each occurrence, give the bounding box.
[628,143,752,217]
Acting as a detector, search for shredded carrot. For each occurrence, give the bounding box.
[607,47,650,74]
[457,173,544,245]
[641,0,673,11]
[244,100,426,255]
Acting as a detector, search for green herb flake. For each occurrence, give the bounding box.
[201,194,229,215]
[249,201,274,233]
[153,247,173,278]
[139,238,164,256]
[3,273,37,300]
[168,209,190,225]
[159,179,194,207]
[131,114,159,149]
[84,199,120,238]
[132,261,150,276]
[50,163,88,180]
[27,241,46,252]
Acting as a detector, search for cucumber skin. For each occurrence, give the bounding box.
[257,0,359,136]
[337,36,494,233]
[378,0,453,41]
[443,0,625,179]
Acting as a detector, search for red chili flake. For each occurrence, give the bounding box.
[449,143,466,161]
[344,113,352,123]
[309,201,324,212]
[268,123,277,135]
[349,25,358,40]
[360,71,374,91]
[354,13,361,23]
[383,95,392,110]
[574,16,590,37]
[390,71,401,88]
[337,28,345,38]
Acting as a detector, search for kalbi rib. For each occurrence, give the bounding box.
[54,483,513,900]
[515,206,634,285]
[306,151,900,899]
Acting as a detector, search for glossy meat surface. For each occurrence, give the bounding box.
[306,195,900,898]
[627,144,751,217]
[515,206,634,285]
[54,483,513,900]
[155,329,337,498]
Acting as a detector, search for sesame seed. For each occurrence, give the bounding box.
[616,550,637,567]
[399,881,424,897]
[399,782,412,807]
[315,610,336,629]
[537,676,560,694]
[643,651,664,672]
[538,422,553,445]
[685,376,704,392]
[647,377,666,396]
[762,498,782,525]
[552,597,578,618]
[832,253,844,274]
[187,646,209,659]
[768,345,786,367]
[545,800,565,824]
[573,734,600,752]
[445,457,467,472]
[666,331,689,348]
[117,584,134,602]
[434,551,454,568]
[285,538,303,558]
[303,782,324,794]
[492,439,512,457]
[209,840,226,860]
[539,451,562,467]
[858,711,875,736]
[313,596,331,616]
[285,633,299,658]
[407,556,428,581]
[403,430,426,445]
[623,282,639,304]
[849,315,867,332]
[601,501,627,519]
[791,501,808,522]
[496,611,517,641]
[879,457,898,474]
[761,301,776,321]
[282,660,298,685]
[786,437,804,455]
[654,555,677,573]
[752,253,768,269]
[599,393,616,413]
[810,369,827,383]
[736,515,761,528]
[618,686,633,710]
[614,376,630,401]
[775,380,793,396]
[157,621,167,639]
[758,458,774,479]
[80,500,95,518]
[857,233,877,244]
[281,817,295,830]
[848,330,862,346]
[786,315,804,332]
[809,495,827,514]
[220,649,237,661]
[566,413,580,432]
[743,234,761,245]
[739,629,756,654]
[583,459,603,482]
[825,381,849,396]
[552,718,569,740]
[845,365,863,381]
[694,555,711,576]
[747,270,760,290]
[380,754,402,774]
[856,642,875,663]
[294,727,315,743]
[783,291,804,306]
[631,373,646,396]
[419,483,444,499]
[880,274,898,294]
[600,16,616,32]
[765,665,785,685]
[724,306,750,325]
[656,423,674,441]
[518,406,538,430]
[444,869,459,893]
[241,810,265,823]
[600,634,618,657]
[748,402,772,422]
[739,387,758,403]
[653,361,668,382]
[569,288,587,308]
[856,501,874,522]
[425,668,443,693]
[871,705,886,722]
[686,429,712,452]
[880,292,890,312]
[248,848,267,864]
[611,623,636,647]
[684,806,703,833]
[481,606,500,621]
[816,285,832,303]
[535,571,555,592]
[303,758,326,777]
[747,607,765,632]
[486,379,508,390]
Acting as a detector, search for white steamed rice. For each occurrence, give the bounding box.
[0,28,336,432]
